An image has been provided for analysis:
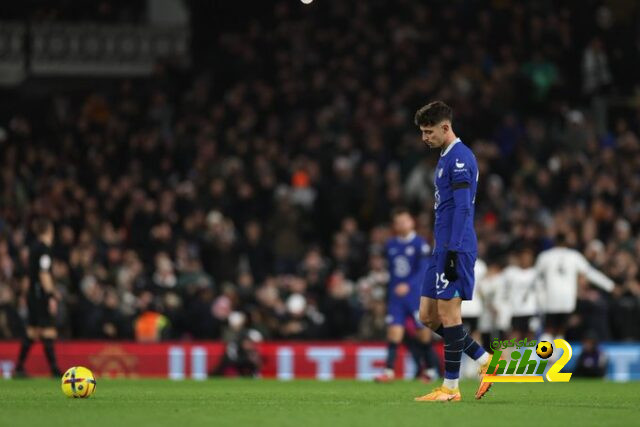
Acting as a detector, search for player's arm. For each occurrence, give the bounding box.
[444,158,473,281]
[575,253,615,292]
[39,271,56,296]
[38,252,57,299]
[384,242,406,296]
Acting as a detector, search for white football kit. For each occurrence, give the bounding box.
[461,258,487,319]
[476,267,511,334]
[534,247,614,314]
[501,265,537,317]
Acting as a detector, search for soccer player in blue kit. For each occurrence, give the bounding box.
[413,101,494,402]
[374,207,440,383]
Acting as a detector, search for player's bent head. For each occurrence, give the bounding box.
[415,101,454,148]
[33,217,54,238]
[414,100,453,127]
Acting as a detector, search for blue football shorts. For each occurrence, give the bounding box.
[421,252,477,300]
[386,293,423,328]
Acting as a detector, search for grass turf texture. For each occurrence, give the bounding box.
[1,379,638,427]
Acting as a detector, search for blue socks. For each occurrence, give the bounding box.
[420,342,440,374]
[385,342,398,370]
[442,324,464,380]
[462,329,486,360]
[435,325,486,361]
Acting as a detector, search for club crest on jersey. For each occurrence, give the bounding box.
[405,246,415,256]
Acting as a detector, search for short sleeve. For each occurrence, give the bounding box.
[39,253,52,271]
[420,241,431,257]
[38,253,51,271]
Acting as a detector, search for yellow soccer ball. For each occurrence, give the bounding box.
[536,341,554,359]
[61,366,97,398]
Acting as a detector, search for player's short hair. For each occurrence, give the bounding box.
[33,217,53,236]
[414,101,453,127]
[391,206,412,219]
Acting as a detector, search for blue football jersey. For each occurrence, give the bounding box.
[433,138,478,253]
[385,233,430,292]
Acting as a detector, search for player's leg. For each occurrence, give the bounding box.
[452,252,494,399]
[41,327,61,376]
[419,261,488,363]
[540,313,565,344]
[466,317,485,354]
[41,297,61,376]
[460,317,482,378]
[524,315,538,340]
[437,297,465,391]
[415,297,464,402]
[413,296,440,378]
[540,312,555,343]
[555,313,569,339]
[418,296,439,330]
[435,296,492,398]
[15,326,37,377]
[375,301,405,382]
[375,325,404,382]
[418,256,443,333]
[416,252,492,401]
[415,253,462,401]
[386,324,405,370]
[416,327,440,379]
[403,333,420,376]
[398,300,423,379]
[539,313,567,365]
[510,316,529,341]
[16,296,41,377]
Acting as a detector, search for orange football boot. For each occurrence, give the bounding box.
[414,386,461,402]
[475,358,496,400]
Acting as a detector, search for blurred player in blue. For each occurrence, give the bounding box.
[374,207,440,383]
[412,101,493,402]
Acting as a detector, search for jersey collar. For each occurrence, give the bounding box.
[397,231,416,243]
[440,137,461,157]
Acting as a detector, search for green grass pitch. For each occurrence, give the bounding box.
[1,379,639,427]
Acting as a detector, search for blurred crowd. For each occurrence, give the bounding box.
[1,0,640,343]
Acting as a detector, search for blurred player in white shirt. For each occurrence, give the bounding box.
[502,247,538,340]
[460,258,487,379]
[461,258,487,338]
[476,257,511,345]
[535,233,615,339]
